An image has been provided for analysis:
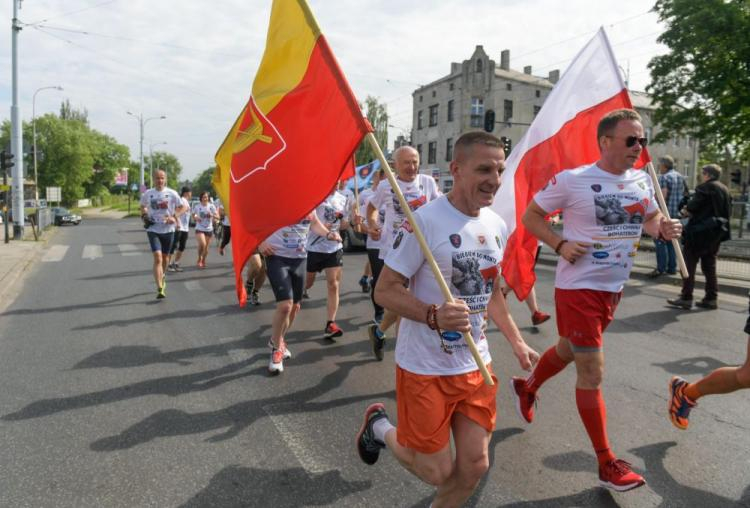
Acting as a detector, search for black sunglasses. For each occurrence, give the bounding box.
[606,135,648,148]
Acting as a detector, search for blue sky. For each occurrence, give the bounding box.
[0,0,667,179]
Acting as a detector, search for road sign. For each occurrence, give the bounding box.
[46,186,61,202]
[0,184,9,192]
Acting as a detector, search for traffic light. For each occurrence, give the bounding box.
[0,150,14,174]
[731,169,742,185]
[483,109,495,133]
[500,136,512,156]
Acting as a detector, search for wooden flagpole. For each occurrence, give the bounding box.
[365,133,493,386]
[646,161,688,278]
[351,158,363,232]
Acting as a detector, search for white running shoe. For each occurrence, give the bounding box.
[268,348,284,373]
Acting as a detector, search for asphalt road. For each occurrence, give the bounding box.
[1,217,749,507]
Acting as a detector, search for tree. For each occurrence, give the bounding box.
[647,0,750,158]
[354,96,388,165]
[148,151,183,188]
[59,99,89,125]
[191,166,215,196]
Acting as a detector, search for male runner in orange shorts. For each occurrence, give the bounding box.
[513,109,682,491]
[356,132,538,507]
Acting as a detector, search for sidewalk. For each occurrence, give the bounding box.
[80,207,129,219]
[0,235,52,312]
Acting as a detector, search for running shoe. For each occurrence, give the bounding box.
[598,459,645,492]
[167,263,176,272]
[368,324,385,361]
[302,290,310,299]
[324,321,344,340]
[509,377,537,424]
[162,275,167,291]
[219,247,225,256]
[531,311,550,326]
[251,290,261,306]
[174,263,184,272]
[668,376,696,430]
[156,286,166,299]
[268,348,285,374]
[356,403,388,465]
[245,280,254,294]
[359,275,370,293]
[267,340,292,360]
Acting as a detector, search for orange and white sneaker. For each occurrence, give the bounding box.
[267,340,292,360]
[598,459,645,492]
[668,376,696,430]
[268,348,285,374]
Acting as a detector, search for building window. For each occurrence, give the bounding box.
[417,110,423,130]
[443,180,453,193]
[429,104,438,127]
[476,59,483,73]
[416,144,422,160]
[419,95,423,103]
[533,105,541,117]
[428,142,437,164]
[432,90,436,98]
[449,83,454,91]
[470,97,484,127]
[684,160,691,174]
[447,100,455,122]
[506,83,512,91]
[504,99,513,121]
[535,90,541,98]
[445,138,453,161]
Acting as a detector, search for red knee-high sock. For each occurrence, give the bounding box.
[576,388,615,466]
[525,346,568,393]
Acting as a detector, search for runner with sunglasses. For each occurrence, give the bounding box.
[512,109,682,492]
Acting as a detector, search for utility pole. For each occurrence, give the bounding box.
[127,112,166,190]
[11,0,24,238]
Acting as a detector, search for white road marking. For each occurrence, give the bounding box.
[82,244,103,260]
[263,402,329,475]
[118,244,141,256]
[42,245,69,263]
[184,280,201,291]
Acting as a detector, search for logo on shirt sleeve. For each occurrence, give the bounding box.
[449,234,462,248]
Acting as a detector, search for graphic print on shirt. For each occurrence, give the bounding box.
[149,197,169,211]
[280,219,311,254]
[445,249,500,350]
[591,192,651,268]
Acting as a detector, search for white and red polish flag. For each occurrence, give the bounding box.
[492,27,649,300]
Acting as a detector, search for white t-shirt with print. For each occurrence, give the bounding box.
[265,213,314,259]
[140,187,181,234]
[306,191,348,254]
[215,199,230,226]
[533,163,657,293]
[385,195,507,376]
[177,197,190,231]
[371,173,440,259]
[358,188,380,250]
[193,203,218,232]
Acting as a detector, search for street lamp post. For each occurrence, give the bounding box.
[126,112,166,189]
[33,86,63,207]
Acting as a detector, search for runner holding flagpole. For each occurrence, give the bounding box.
[365,133,493,386]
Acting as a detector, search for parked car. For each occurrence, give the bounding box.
[52,207,82,226]
[341,228,367,252]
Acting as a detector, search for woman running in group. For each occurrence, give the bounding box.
[192,191,219,268]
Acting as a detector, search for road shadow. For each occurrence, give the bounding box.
[4,335,370,422]
[180,465,370,508]
[463,427,525,507]
[72,326,271,369]
[607,308,682,334]
[70,304,241,331]
[0,292,150,317]
[630,440,749,507]
[652,356,730,376]
[88,357,395,451]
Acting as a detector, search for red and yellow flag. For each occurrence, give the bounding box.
[215,0,372,306]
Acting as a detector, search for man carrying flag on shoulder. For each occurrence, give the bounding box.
[510,109,682,491]
[356,132,538,507]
